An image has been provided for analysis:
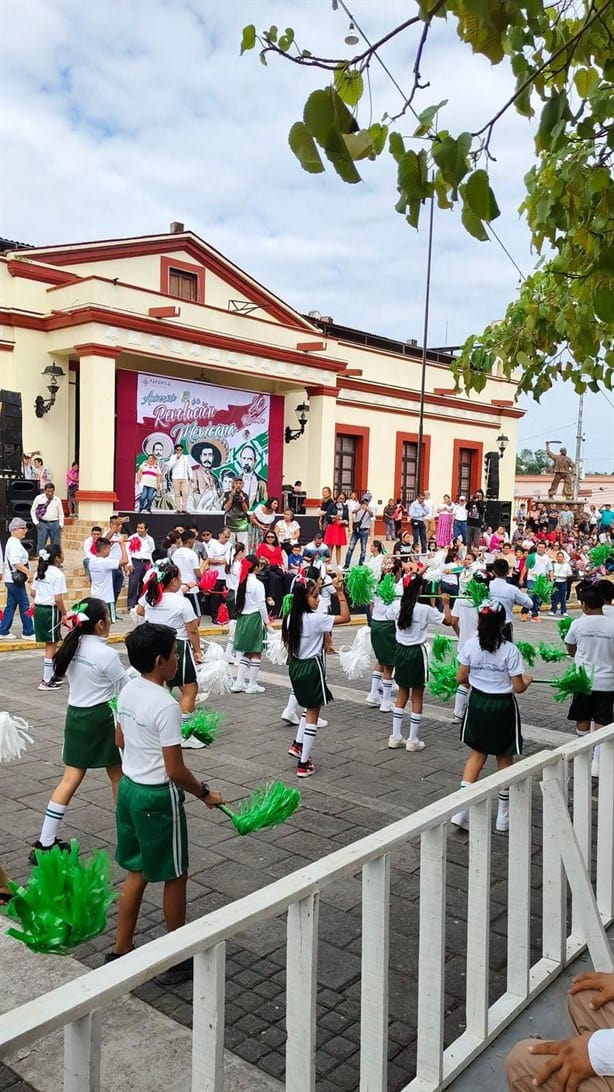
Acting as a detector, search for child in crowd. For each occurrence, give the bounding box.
[451,601,531,832]
[172,529,204,621]
[366,559,402,713]
[89,536,128,623]
[231,555,269,694]
[29,598,128,862]
[31,546,67,690]
[565,581,614,776]
[82,525,102,573]
[127,520,155,611]
[106,622,223,983]
[282,575,350,777]
[549,549,573,617]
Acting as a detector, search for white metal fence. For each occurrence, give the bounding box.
[2,725,614,1092]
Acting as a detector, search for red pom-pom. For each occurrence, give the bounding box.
[25,605,35,617]
[199,569,218,592]
[216,603,230,624]
[128,535,141,553]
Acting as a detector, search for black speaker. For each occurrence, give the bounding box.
[0,391,23,472]
[7,478,38,518]
[485,500,512,534]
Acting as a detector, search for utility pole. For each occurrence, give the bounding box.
[573,393,584,501]
[415,193,435,497]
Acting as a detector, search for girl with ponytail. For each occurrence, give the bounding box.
[390,573,454,752]
[365,558,403,713]
[30,546,67,691]
[29,596,128,863]
[281,573,350,778]
[231,554,269,694]
[137,561,203,748]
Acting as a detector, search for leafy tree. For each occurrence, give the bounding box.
[241,4,614,399]
[516,447,550,474]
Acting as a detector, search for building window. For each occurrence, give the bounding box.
[400,441,418,505]
[168,268,198,301]
[457,447,474,499]
[334,434,356,496]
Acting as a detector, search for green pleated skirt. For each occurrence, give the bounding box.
[63,702,121,769]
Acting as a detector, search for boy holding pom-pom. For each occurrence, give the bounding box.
[565,582,614,774]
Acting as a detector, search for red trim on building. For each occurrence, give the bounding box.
[394,431,431,497]
[159,256,205,305]
[305,385,339,397]
[73,343,119,359]
[296,341,326,352]
[335,423,370,495]
[75,490,118,503]
[491,399,514,407]
[6,260,80,286]
[339,377,524,418]
[0,343,14,351]
[148,305,181,319]
[450,439,484,499]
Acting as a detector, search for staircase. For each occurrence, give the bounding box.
[60,519,129,612]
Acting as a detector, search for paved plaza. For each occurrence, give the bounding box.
[0,615,584,1091]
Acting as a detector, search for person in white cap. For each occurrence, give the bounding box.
[0,518,35,639]
[453,496,468,544]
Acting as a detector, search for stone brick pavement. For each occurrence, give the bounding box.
[0,616,583,1091]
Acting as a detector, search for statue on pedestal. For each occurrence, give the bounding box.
[545,442,575,499]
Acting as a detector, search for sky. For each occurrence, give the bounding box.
[1,0,612,471]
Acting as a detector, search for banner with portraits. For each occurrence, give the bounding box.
[135,373,270,512]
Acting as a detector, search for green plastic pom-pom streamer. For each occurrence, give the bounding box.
[427,660,459,702]
[515,641,537,667]
[557,616,573,642]
[218,781,301,835]
[345,566,377,607]
[6,840,116,954]
[464,579,490,608]
[538,642,569,663]
[181,709,223,746]
[431,634,454,662]
[281,593,294,619]
[590,544,613,567]
[531,574,552,604]
[549,664,593,702]
[376,572,397,605]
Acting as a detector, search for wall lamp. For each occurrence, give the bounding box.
[285,401,310,444]
[497,432,509,458]
[34,363,66,418]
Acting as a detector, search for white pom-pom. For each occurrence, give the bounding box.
[0,712,34,763]
[338,625,373,679]
[196,658,233,698]
[202,640,224,662]
[423,566,443,583]
[265,628,288,666]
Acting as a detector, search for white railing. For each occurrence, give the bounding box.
[2,725,614,1092]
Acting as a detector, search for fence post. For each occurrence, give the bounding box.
[415,824,446,1089]
[466,798,491,1038]
[286,893,319,1092]
[360,854,391,1091]
[597,736,614,924]
[541,763,566,963]
[507,777,532,998]
[192,944,225,1092]
[64,1011,101,1092]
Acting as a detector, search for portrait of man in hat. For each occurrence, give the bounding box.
[190,441,223,512]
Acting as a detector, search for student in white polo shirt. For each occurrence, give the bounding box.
[31,545,67,690]
[126,520,155,610]
[566,582,614,775]
[89,536,128,623]
[172,529,204,620]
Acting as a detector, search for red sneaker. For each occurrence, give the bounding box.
[288,742,302,758]
[297,759,316,778]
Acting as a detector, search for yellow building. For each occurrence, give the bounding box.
[0,226,523,522]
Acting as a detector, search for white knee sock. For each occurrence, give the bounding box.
[43,658,54,684]
[497,789,510,829]
[285,692,300,717]
[392,707,404,740]
[380,680,393,707]
[409,713,422,742]
[301,721,317,763]
[576,727,590,738]
[39,800,67,846]
[224,638,235,660]
[248,658,261,686]
[452,780,471,825]
[454,685,470,719]
[235,657,250,686]
[368,670,383,700]
[296,715,306,745]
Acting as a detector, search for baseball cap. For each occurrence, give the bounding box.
[459,495,466,500]
[8,517,27,531]
[361,494,371,502]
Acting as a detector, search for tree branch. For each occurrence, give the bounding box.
[258,15,420,73]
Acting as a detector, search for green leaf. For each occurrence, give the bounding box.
[594,284,614,324]
[259,51,268,66]
[463,169,500,222]
[537,91,568,151]
[288,122,325,174]
[324,134,362,184]
[342,131,374,161]
[413,99,448,137]
[574,68,599,98]
[388,131,405,163]
[265,24,278,43]
[240,24,257,54]
[278,28,295,53]
[516,350,532,369]
[431,132,471,186]
[303,87,355,147]
[461,200,489,241]
[368,122,388,155]
[334,66,364,107]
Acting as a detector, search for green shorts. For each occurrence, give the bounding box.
[34,604,62,644]
[370,620,396,668]
[169,639,197,688]
[63,702,121,769]
[288,655,333,709]
[460,688,522,756]
[234,611,265,653]
[394,643,428,690]
[115,776,188,882]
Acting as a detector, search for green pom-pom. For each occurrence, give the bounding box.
[376,572,397,605]
[432,634,454,662]
[531,574,552,604]
[345,565,377,606]
[219,781,301,835]
[108,696,118,715]
[427,660,458,701]
[590,544,613,567]
[538,642,569,663]
[281,593,294,619]
[557,615,573,641]
[6,840,116,954]
[464,579,490,608]
[515,641,538,667]
[181,709,223,745]
[550,664,593,702]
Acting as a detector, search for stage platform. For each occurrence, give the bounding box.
[117,510,321,546]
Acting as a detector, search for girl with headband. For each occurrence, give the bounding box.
[30,545,67,691]
[365,557,403,713]
[231,555,270,694]
[29,597,128,862]
[451,600,532,833]
[389,573,454,752]
[137,561,203,749]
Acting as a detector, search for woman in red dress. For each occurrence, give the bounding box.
[323,492,349,568]
[256,531,286,617]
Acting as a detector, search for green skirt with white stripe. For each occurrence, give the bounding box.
[288,655,333,709]
[460,688,522,756]
[34,604,62,644]
[370,620,396,668]
[234,611,266,653]
[169,638,197,688]
[394,643,428,689]
[63,702,121,769]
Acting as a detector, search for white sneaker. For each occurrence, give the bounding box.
[281,709,300,726]
[379,703,393,713]
[231,682,247,693]
[22,635,36,641]
[451,812,470,831]
[495,819,510,833]
[0,634,15,640]
[388,735,406,749]
[451,714,462,724]
[316,717,328,728]
[406,739,425,752]
[245,683,265,694]
[181,736,206,749]
[365,696,380,706]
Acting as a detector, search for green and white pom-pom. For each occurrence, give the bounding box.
[550,664,593,702]
[515,641,538,668]
[376,572,397,605]
[265,628,288,666]
[539,641,569,663]
[181,709,223,746]
[281,592,294,619]
[345,565,377,606]
[431,634,454,662]
[6,840,116,954]
[557,615,573,642]
[428,660,459,702]
[339,625,373,679]
[590,543,613,567]
[0,712,34,763]
[531,574,553,604]
[464,578,490,608]
[218,781,301,836]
